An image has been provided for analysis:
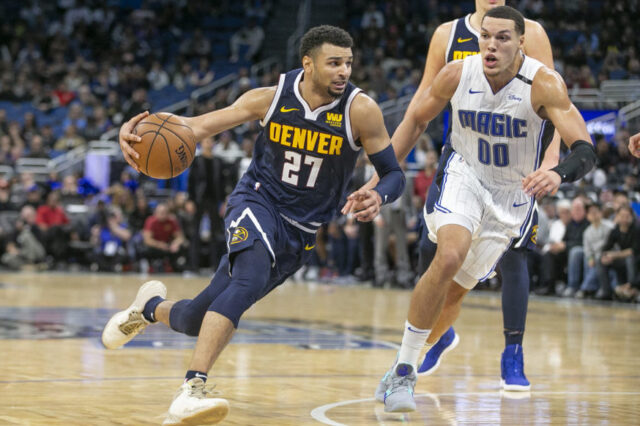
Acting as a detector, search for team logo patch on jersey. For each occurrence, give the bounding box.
[530,224,538,245]
[325,112,343,128]
[230,227,248,244]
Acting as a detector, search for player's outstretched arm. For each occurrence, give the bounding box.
[117,88,275,170]
[523,69,596,198]
[390,22,451,162]
[183,87,275,141]
[523,19,560,172]
[629,132,640,158]
[342,94,405,222]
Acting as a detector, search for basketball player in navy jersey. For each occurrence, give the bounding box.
[347,0,559,392]
[358,6,596,412]
[102,25,405,425]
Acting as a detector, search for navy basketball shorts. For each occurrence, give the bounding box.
[224,185,317,299]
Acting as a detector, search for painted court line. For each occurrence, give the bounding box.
[310,391,640,426]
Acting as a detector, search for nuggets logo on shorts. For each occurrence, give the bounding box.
[230,227,248,244]
[529,224,538,245]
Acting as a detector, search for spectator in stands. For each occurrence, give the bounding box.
[140,202,188,273]
[24,134,51,160]
[189,58,215,87]
[413,150,438,206]
[89,206,132,272]
[40,125,56,150]
[83,106,113,141]
[578,202,614,299]
[361,2,385,29]
[54,124,86,151]
[536,199,572,295]
[373,163,414,288]
[187,136,227,272]
[213,130,243,164]
[59,174,83,204]
[129,192,153,235]
[562,197,591,297]
[122,88,151,121]
[36,190,70,265]
[1,205,46,270]
[229,18,265,62]
[0,178,18,211]
[21,112,38,142]
[180,29,212,60]
[147,60,171,91]
[600,205,640,301]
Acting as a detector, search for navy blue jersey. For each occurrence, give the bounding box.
[445,14,480,63]
[240,68,362,230]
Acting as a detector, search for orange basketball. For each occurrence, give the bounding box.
[131,112,197,179]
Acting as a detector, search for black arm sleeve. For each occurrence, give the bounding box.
[550,140,597,183]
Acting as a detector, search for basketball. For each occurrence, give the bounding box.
[131,112,197,179]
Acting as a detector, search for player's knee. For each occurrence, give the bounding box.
[169,299,205,336]
[434,246,466,275]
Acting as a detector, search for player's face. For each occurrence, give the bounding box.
[475,0,505,12]
[307,43,353,98]
[479,17,524,77]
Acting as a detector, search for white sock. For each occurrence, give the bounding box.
[396,320,431,370]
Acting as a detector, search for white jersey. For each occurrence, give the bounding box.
[449,53,549,188]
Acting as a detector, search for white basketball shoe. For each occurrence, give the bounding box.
[101,280,167,349]
[163,378,229,425]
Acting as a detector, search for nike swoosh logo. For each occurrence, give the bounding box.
[458,37,473,43]
[407,326,430,334]
[280,106,299,113]
[513,201,528,207]
[304,244,315,251]
[469,89,484,94]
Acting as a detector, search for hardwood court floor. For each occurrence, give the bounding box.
[1,272,639,425]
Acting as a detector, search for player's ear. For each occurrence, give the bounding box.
[302,55,313,73]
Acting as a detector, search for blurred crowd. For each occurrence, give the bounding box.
[0,0,270,166]
[0,0,639,305]
[345,0,640,104]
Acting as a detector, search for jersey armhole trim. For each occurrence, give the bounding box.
[444,19,457,63]
[259,73,286,127]
[345,88,363,151]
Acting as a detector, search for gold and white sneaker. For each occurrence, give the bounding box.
[163,378,229,425]
[101,280,167,349]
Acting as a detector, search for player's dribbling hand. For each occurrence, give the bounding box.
[342,188,382,222]
[522,169,562,199]
[629,132,640,158]
[118,111,149,172]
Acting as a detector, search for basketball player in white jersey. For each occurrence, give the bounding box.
[370,0,561,392]
[359,6,597,412]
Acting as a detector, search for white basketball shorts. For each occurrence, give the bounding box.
[424,152,535,289]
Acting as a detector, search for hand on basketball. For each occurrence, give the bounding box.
[342,188,382,222]
[522,169,562,199]
[118,111,149,172]
[629,132,640,158]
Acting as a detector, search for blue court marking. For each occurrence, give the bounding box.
[0,306,398,350]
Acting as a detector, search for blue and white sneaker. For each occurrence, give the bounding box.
[381,363,417,412]
[417,327,459,376]
[501,344,530,391]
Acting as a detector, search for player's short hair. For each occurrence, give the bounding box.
[299,25,353,59]
[483,6,525,35]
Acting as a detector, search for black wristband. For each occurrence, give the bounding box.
[550,140,597,183]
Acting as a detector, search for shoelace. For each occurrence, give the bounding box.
[187,380,222,399]
[505,355,524,377]
[388,372,415,395]
[118,311,147,335]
